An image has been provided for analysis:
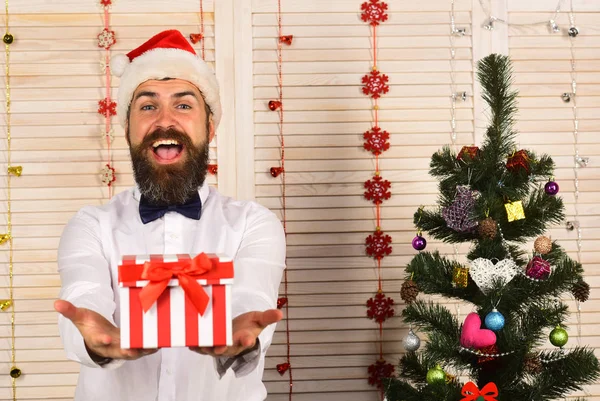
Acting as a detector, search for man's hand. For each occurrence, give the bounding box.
[55,299,157,362]
[190,309,282,358]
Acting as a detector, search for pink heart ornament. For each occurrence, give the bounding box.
[460,312,496,348]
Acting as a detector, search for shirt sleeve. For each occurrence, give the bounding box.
[219,203,286,377]
[57,208,124,370]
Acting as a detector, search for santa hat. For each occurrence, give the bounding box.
[110,29,222,130]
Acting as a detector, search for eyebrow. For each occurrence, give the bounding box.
[133,90,199,103]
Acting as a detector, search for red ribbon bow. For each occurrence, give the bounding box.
[139,253,213,315]
[461,382,498,401]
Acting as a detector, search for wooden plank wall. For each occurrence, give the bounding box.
[0,1,218,400]
[0,0,598,400]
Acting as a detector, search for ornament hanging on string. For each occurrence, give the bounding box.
[279,35,293,45]
[456,145,480,162]
[400,278,419,304]
[276,362,290,375]
[365,228,392,260]
[534,235,552,254]
[363,126,390,156]
[504,200,525,222]
[361,69,389,99]
[3,33,14,45]
[478,216,497,239]
[364,173,391,205]
[506,149,531,174]
[568,26,579,37]
[97,28,116,50]
[360,0,389,26]
[572,279,590,302]
[469,258,518,295]
[549,326,568,347]
[100,164,116,186]
[367,358,394,388]
[484,308,505,331]
[412,232,426,251]
[189,33,204,44]
[524,353,543,374]
[460,312,496,349]
[402,327,421,352]
[366,290,395,323]
[526,256,551,280]
[544,179,560,196]
[426,364,446,385]
[452,264,469,288]
[442,185,480,233]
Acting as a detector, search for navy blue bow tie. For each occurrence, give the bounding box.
[139,192,202,224]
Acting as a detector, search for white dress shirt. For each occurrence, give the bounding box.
[57,183,286,401]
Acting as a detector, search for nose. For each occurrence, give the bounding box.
[154,106,177,130]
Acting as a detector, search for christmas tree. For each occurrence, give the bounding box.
[385,54,600,400]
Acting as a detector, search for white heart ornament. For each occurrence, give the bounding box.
[469,258,518,294]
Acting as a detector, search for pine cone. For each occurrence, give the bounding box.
[400,280,419,304]
[523,354,542,374]
[572,280,590,303]
[534,235,552,254]
[478,217,497,239]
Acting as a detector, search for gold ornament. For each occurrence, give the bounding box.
[7,166,22,177]
[0,300,12,311]
[9,367,21,379]
[0,233,10,245]
[505,200,525,222]
[534,235,552,254]
[452,265,469,288]
[445,372,457,384]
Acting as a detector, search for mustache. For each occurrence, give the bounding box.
[139,128,194,150]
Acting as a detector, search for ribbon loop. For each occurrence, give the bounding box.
[139,253,214,315]
[460,381,498,401]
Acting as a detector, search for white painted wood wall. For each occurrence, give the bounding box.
[0,0,598,400]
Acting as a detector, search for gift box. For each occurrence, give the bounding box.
[118,253,234,349]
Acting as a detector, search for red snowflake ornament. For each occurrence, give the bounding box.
[100,0,112,6]
[361,0,389,26]
[366,290,394,323]
[100,164,116,186]
[98,28,116,50]
[362,70,390,99]
[365,229,392,260]
[367,358,395,388]
[98,98,117,117]
[364,174,391,205]
[363,126,390,155]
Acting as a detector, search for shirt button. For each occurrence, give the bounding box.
[169,233,178,240]
[166,368,171,375]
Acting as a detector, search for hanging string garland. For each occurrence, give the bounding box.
[3,0,20,398]
[270,1,293,398]
[359,0,395,395]
[98,0,116,196]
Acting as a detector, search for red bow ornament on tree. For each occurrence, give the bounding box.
[460,382,498,401]
[139,253,214,315]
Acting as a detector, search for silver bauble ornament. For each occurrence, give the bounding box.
[403,329,421,352]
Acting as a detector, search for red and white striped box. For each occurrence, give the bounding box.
[118,253,234,349]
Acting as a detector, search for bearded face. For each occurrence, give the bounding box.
[126,79,214,206]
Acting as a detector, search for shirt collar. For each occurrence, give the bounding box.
[132,182,210,206]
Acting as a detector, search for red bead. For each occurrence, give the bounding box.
[279,35,293,45]
[189,33,204,44]
[270,167,284,178]
[268,100,282,111]
[208,164,218,175]
[277,297,288,309]
[276,362,290,375]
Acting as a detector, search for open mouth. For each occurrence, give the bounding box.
[151,139,184,164]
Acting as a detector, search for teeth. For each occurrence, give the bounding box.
[152,139,181,148]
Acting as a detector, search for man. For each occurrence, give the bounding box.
[55,30,286,401]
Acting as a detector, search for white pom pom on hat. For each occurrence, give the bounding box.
[110,29,222,130]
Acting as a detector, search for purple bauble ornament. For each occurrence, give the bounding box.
[545,181,559,196]
[526,256,551,280]
[412,235,427,251]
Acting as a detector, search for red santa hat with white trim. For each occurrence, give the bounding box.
[110,29,222,130]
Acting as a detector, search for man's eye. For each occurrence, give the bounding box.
[141,105,155,111]
[177,104,191,109]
